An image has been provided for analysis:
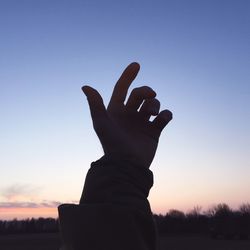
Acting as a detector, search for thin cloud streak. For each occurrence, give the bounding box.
[0,201,61,209]
[1,183,41,201]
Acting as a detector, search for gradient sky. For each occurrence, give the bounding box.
[0,0,249,219]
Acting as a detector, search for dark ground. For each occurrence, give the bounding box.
[0,233,250,250]
[159,234,250,250]
[0,233,61,250]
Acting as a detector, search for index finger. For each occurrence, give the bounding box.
[108,62,140,107]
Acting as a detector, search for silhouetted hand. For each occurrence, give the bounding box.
[82,62,172,168]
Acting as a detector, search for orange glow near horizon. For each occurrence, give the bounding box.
[0,207,58,220]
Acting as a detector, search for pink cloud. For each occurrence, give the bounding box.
[0,200,61,208]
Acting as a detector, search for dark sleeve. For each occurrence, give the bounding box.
[58,156,158,250]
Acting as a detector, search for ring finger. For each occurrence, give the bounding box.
[139,98,160,120]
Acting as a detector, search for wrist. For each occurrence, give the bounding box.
[101,152,153,169]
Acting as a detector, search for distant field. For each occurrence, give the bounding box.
[0,233,61,250]
[159,234,250,250]
[0,233,250,250]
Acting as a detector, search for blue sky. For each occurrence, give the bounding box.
[0,0,249,219]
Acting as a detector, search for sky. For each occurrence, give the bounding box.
[0,0,249,219]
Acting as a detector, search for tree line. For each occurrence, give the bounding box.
[154,203,250,239]
[0,203,250,239]
[0,217,59,235]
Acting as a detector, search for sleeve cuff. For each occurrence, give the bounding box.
[80,155,154,212]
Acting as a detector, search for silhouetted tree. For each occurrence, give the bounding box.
[186,206,208,233]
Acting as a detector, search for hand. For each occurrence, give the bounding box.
[82,62,172,168]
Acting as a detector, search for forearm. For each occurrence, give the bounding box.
[59,156,157,250]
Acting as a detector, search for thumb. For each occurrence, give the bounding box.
[81,85,108,130]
